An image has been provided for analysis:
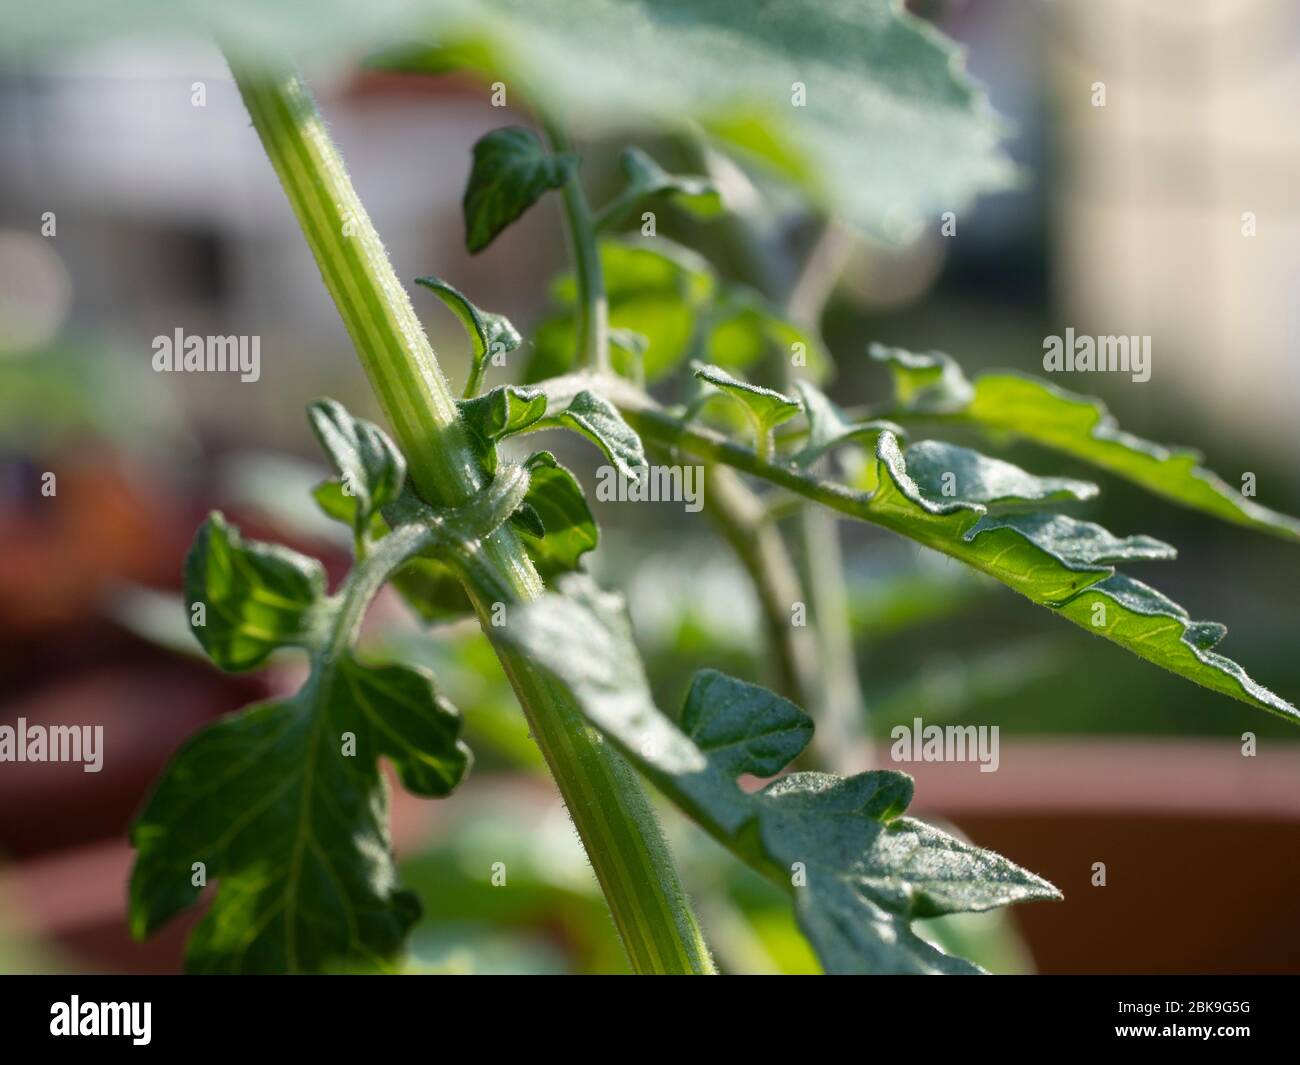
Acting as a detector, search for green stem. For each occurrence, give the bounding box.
[544,120,609,373]
[228,55,713,975]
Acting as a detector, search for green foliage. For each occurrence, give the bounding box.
[694,364,801,460]
[183,512,327,671]
[414,276,522,397]
[371,0,1015,237]
[498,576,1060,974]
[872,345,1300,540]
[462,127,577,253]
[595,146,723,229]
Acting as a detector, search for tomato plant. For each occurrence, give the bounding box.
[99,1,1298,975]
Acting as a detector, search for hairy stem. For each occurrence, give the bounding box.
[228,55,713,975]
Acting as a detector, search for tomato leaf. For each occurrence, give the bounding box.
[536,389,646,478]
[498,575,1059,974]
[414,276,522,395]
[184,512,328,671]
[872,344,1300,541]
[307,398,406,540]
[142,486,475,971]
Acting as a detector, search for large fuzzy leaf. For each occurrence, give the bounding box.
[497,575,1057,973]
[373,0,1015,237]
[872,345,1300,541]
[6,3,1014,236]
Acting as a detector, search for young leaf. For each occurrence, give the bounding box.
[517,451,599,576]
[536,389,646,478]
[498,575,1060,974]
[871,345,1300,541]
[694,363,800,460]
[307,398,406,539]
[130,657,470,973]
[463,127,577,253]
[596,146,723,229]
[414,276,522,396]
[184,512,328,671]
[457,384,549,474]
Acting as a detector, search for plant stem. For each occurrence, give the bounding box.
[543,121,610,373]
[227,55,713,975]
[695,461,817,708]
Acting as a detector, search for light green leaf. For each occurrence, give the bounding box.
[4,4,1014,236]
[130,656,471,973]
[184,512,328,671]
[528,239,716,383]
[871,345,1300,541]
[598,146,723,228]
[462,127,577,253]
[694,363,800,459]
[457,384,549,474]
[498,575,1059,974]
[307,398,406,539]
[415,276,522,395]
[537,389,646,478]
[1055,574,1293,719]
[864,431,1296,720]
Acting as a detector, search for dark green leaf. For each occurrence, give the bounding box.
[307,398,406,539]
[903,440,1098,510]
[537,389,646,478]
[463,127,577,253]
[516,451,599,576]
[184,512,327,672]
[498,575,1059,974]
[864,431,1296,720]
[130,657,470,973]
[457,384,549,474]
